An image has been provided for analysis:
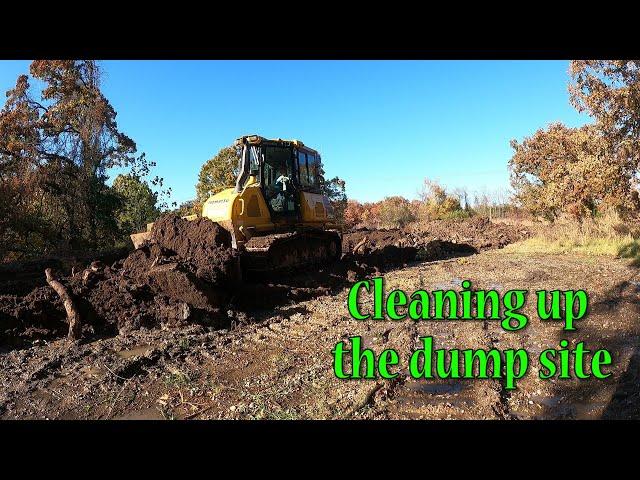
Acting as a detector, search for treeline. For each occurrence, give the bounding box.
[343,179,517,229]
[509,61,640,221]
[0,61,167,261]
[5,60,636,260]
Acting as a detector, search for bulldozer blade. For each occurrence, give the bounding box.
[130,231,151,249]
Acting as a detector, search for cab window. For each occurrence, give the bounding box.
[307,153,318,187]
[263,146,295,213]
[263,146,292,189]
[249,145,260,175]
[298,151,309,186]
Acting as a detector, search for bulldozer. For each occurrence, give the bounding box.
[131,134,342,272]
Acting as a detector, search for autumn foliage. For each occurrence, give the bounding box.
[509,60,640,221]
[0,61,165,259]
[509,123,639,220]
[417,179,464,220]
[196,146,241,202]
[342,179,474,229]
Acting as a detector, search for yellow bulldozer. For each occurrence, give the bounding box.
[131,135,342,272]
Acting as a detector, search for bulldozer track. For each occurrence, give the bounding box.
[242,230,341,273]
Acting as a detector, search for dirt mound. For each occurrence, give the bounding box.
[0,287,66,346]
[411,217,529,250]
[1,215,238,347]
[344,217,528,255]
[0,248,129,297]
[1,215,529,350]
[339,217,528,281]
[150,214,232,257]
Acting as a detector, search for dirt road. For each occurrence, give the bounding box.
[1,247,638,420]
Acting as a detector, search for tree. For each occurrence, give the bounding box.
[509,122,637,220]
[472,187,514,219]
[112,174,161,235]
[344,200,366,228]
[418,178,463,220]
[322,176,347,224]
[570,61,640,147]
[361,201,382,227]
[377,196,416,229]
[569,61,640,215]
[0,61,162,255]
[196,146,240,202]
[172,199,201,217]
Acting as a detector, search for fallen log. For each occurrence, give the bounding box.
[45,268,82,340]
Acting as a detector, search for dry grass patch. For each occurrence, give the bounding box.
[504,211,640,259]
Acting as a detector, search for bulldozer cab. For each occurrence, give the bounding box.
[262,145,298,220]
[236,135,323,224]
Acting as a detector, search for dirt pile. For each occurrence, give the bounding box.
[1,216,528,349]
[0,248,129,297]
[344,217,528,255]
[411,216,530,250]
[122,215,239,303]
[339,217,528,280]
[0,215,239,347]
[0,287,67,344]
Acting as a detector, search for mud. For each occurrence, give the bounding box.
[0,216,524,352]
[0,287,66,346]
[2,215,638,420]
[344,216,528,255]
[1,249,638,420]
[0,248,129,297]
[0,215,239,346]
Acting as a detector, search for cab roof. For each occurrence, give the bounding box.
[234,134,319,155]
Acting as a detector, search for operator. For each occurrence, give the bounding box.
[270,165,290,212]
[275,165,291,192]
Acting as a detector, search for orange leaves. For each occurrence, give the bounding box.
[0,60,153,256]
[509,122,637,220]
[344,200,366,227]
[570,60,640,142]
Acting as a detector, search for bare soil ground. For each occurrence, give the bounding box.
[1,218,638,420]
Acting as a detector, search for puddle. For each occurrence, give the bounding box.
[359,334,382,349]
[407,379,465,395]
[395,379,473,411]
[530,394,561,408]
[115,344,156,359]
[573,401,609,419]
[79,364,104,378]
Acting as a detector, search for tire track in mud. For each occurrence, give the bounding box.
[4,248,638,420]
[346,321,418,417]
[358,265,522,420]
[482,318,513,419]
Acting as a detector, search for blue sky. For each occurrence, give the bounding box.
[0,60,590,206]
